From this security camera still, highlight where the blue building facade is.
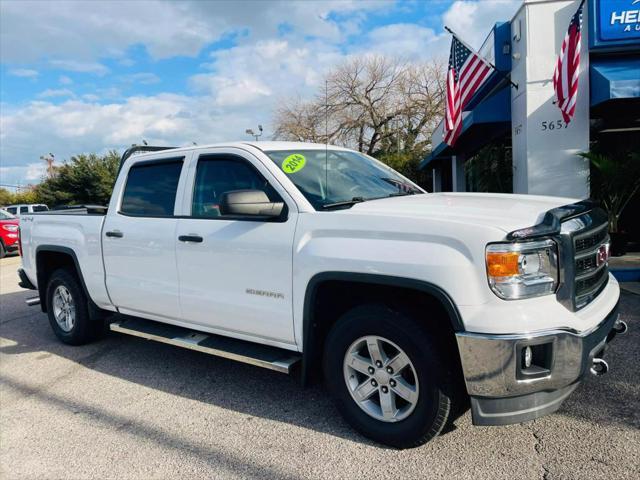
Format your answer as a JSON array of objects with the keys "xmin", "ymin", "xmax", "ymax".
[{"xmin": 422, "ymin": 0, "xmax": 639, "ymax": 199}]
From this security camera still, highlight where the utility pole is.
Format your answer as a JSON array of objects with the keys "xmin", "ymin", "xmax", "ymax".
[{"xmin": 40, "ymin": 153, "xmax": 55, "ymax": 178}]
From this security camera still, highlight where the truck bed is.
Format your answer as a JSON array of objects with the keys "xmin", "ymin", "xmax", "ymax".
[
  {"xmin": 36, "ymin": 205, "xmax": 108, "ymax": 215},
  {"xmin": 20, "ymin": 211, "xmax": 112, "ymax": 310}
]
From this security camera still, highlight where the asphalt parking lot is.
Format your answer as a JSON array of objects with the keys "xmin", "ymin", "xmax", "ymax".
[{"xmin": 1, "ymin": 255, "xmax": 639, "ymax": 479}]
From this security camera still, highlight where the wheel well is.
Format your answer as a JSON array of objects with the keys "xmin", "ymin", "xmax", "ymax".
[
  {"xmin": 302, "ymin": 278, "xmax": 466, "ymax": 395},
  {"xmin": 36, "ymin": 250, "xmax": 80, "ymax": 312}
]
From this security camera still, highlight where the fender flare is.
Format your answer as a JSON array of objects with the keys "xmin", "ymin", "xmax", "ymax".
[
  {"xmin": 35, "ymin": 245, "xmax": 100, "ymax": 316},
  {"xmin": 301, "ymin": 272, "xmax": 464, "ymax": 385}
]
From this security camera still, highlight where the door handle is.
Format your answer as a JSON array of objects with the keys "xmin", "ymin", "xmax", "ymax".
[
  {"xmin": 105, "ymin": 230, "xmax": 123, "ymax": 238},
  {"xmin": 178, "ymin": 235, "xmax": 203, "ymax": 243}
]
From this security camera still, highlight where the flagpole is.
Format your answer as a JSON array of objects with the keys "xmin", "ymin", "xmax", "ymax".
[{"xmin": 444, "ymin": 26, "xmax": 519, "ymax": 90}]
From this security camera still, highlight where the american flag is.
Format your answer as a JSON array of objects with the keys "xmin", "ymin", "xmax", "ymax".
[
  {"xmin": 553, "ymin": 0, "xmax": 584, "ymax": 124},
  {"xmin": 443, "ymin": 36, "xmax": 493, "ymax": 146}
]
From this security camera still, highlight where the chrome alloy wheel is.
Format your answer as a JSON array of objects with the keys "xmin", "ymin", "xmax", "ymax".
[
  {"xmin": 343, "ymin": 335, "xmax": 419, "ymax": 422},
  {"xmin": 52, "ymin": 285, "xmax": 76, "ymax": 332}
]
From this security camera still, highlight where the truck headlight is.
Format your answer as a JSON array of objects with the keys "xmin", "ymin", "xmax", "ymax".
[{"xmin": 486, "ymin": 239, "xmax": 558, "ymax": 300}]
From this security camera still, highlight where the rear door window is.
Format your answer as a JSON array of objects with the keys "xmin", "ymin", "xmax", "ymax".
[
  {"xmin": 121, "ymin": 160, "xmax": 183, "ymax": 216},
  {"xmin": 19, "ymin": 206, "xmax": 28, "ymax": 214}
]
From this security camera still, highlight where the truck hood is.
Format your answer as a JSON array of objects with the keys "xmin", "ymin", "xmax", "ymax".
[{"xmin": 349, "ymin": 192, "xmax": 579, "ymax": 234}]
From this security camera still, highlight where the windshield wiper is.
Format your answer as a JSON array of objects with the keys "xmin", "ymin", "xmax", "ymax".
[
  {"xmin": 380, "ymin": 177, "xmax": 421, "ymax": 195},
  {"xmin": 320, "ymin": 197, "xmax": 366, "ymax": 210},
  {"xmin": 387, "ymin": 191, "xmax": 419, "ymax": 197}
]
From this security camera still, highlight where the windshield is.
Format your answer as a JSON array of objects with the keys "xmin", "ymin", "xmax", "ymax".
[
  {"xmin": 0, "ymin": 209, "xmax": 16, "ymax": 220},
  {"xmin": 264, "ymin": 149, "xmax": 423, "ymax": 210}
]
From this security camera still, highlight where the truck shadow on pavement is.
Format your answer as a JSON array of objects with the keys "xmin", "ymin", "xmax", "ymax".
[{"xmin": 1, "ymin": 288, "xmax": 639, "ymax": 449}]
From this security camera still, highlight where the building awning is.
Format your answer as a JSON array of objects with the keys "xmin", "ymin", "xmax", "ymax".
[
  {"xmin": 590, "ymin": 57, "xmax": 640, "ymax": 107},
  {"xmin": 420, "ymin": 86, "xmax": 511, "ymax": 170}
]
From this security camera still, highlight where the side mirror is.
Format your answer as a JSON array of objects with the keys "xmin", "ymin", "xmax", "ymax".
[{"xmin": 219, "ymin": 190, "xmax": 284, "ymax": 218}]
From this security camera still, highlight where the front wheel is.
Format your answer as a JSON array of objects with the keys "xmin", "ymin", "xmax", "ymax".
[{"xmin": 323, "ymin": 304, "xmax": 452, "ymax": 448}]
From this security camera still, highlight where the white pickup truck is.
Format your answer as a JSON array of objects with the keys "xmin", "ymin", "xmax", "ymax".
[{"xmin": 17, "ymin": 141, "xmax": 626, "ymax": 448}]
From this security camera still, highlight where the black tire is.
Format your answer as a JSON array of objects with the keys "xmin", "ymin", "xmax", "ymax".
[
  {"xmin": 0, "ymin": 241, "xmax": 5, "ymax": 259},
  {"xmin": 46, "ymin": 268, "xmax": 103, "ymax": 345},
  {"xmin": 323, "ymin": 304, "xmax": 452, "ymax": 448}
]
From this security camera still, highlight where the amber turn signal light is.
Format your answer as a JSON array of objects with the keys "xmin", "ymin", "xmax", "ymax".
[{"xmin": 486, "ymin": 251, "xmax": 520, "ymax": 277}]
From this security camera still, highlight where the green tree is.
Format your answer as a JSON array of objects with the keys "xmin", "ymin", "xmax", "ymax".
[
  {"xmin": 0, "ymin": 188, "xmax": 13, "ymax": 206},
  {"xmin": 0, "ymin": 187, "xmax": 40, "ymax": 207},
  {"xmin": 579, "ymin": 150, "xmax": 640, "ymax": 233},
  {"xmin": 35, "ymin": 151, "xmax": 120, "ymax": 207}
]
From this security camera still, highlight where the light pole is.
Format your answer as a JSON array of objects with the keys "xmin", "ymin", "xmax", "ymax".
[{"xmin": 245, "ymin": 125, "xmax": 263, "ymax": 141}]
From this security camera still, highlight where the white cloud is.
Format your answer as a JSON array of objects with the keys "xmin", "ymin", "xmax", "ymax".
[
  {"xmin": 0, "ymin": 94, "xmax": 266, "ymax": 176},
  {"xmin": 363, "ymin": 23, "xmax": 446, "ymax": 60},
  {"xmin": 49, "ymin": 60, "xmax": 109, "ymax": 76},
  {"xmin": 442, "ymin": 0, "xmax": 520, "ymax": 49},
  {"xmin": 0, "ymin": 0, "xmax": 518, "ymax": 187},
  {"xmin": 0, "ymin": 0, "xmax": 386, "ymax": 63},
  {"xmin": 0, "ymin": 163, "xmax": 47, "ymax": 187},
  {"xmin": 38, "ymin": 88, "xmax": 76, "ymax": 99},
  {"xmin": 192, "ymin": 38, "xmax": 343, "ymax": 108},
  {"xmin": 9, "ymin": 68, "xmax": 39, "ymax": 78}
]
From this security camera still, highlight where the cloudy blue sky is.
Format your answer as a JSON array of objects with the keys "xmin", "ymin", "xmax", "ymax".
[{"xmin": 0, "ymin": 0, "xmax": 520, "ymax": 187}]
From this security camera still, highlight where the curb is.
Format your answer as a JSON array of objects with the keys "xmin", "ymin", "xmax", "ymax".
[{"xmin": 610, "ymin": 268, "xmax": 640, "ymax": 283}]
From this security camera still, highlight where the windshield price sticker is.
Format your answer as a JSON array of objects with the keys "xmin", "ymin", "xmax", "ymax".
[{"xmin": 282, "ymin": 154, "xmax": 306, "ymax": 174}]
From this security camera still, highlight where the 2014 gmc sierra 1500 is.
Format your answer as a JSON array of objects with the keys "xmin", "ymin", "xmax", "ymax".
[{"xmin": 17, "ymin": 141, "xmax": 626, "ymax": 448}]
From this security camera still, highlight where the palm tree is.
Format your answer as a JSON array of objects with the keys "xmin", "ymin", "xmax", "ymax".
[{"xmin": 579, "ymin": 151, "xmax": 640, "ymax": 234}]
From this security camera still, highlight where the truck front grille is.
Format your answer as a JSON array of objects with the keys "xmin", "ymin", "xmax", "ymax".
[
  {"xmin": 568, "ymin": 221, "xmax": 610, "ymax": 310},
  {"xmin": 574, "ymin": 227, "xmax": 607, "ymax": 253}
]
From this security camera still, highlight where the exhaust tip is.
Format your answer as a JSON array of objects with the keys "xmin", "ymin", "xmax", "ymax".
[
  {"xmin": 25, "ymin": 297, "xmax": 40, "ymax": 307},
  {"xmin": 613, "ymin": 320, "xmax": 628, "ymax": 335},
  {"xmin": 591, "ymin": 357, "xmax": 609, "ymax": 376}
]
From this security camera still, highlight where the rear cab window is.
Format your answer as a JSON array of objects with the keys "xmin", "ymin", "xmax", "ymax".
[{"xmin": 121, "ymin": 160, "xmax": 183, "ymax": 216}]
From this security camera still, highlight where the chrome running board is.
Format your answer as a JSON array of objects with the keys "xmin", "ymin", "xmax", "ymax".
[{"xmin": 110, "ymin": 317, "xmax": 301, "ymax": 374}]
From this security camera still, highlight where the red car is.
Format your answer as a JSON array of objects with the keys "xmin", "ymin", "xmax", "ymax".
[{"xmin": 0, "ymin": 209, "xmax": 20, "ymax": 258}]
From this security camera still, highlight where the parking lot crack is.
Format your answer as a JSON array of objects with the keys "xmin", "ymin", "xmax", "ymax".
[{"xmin": 527, "ymin": 421, "xmax": 551, "ymax": 479}]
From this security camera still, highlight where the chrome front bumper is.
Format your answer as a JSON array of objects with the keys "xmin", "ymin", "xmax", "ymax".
[{"xmin": 455, "ymin": 302, "xmax": 623, "ymax": 426}]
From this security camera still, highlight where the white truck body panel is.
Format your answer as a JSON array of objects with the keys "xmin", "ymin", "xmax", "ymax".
[
  {"xmin": 174, "ymin": 146, "xmax": 300, "ymax": 345},
  {"xmin": 20, "ymin": 214, "xmax": 113, "ymax": 310},
  {"xmin": 19, "ymin": 141, "xmax": 620, "ymax": 346}
]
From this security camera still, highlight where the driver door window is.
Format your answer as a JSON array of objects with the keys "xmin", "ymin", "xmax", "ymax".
[{"xmin": 192, "ymin": 156, "xmax": 280, "ymax": 218}]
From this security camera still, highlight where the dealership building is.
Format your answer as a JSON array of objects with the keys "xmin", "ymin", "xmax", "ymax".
[{"xmin": 421, "ymin": 0, "xmax": 639, "ymax": 200}]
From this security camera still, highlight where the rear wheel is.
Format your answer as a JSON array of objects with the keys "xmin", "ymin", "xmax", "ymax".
[
  {"xmin": 46, "ymin": 269, "xmax": 103, "ymax": 345},
  {"xmin": 0, "ymin": 241, "xmax": 6, "ymax": 259},
  {"xmin": 323, "ymin": 304, "xmax": 453, "ymax": 448}
]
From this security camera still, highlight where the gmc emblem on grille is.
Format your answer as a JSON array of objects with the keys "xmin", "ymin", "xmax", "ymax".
[{"xmin": 596, "ymin": 244, "xmax": 610, "ymax": 267}]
